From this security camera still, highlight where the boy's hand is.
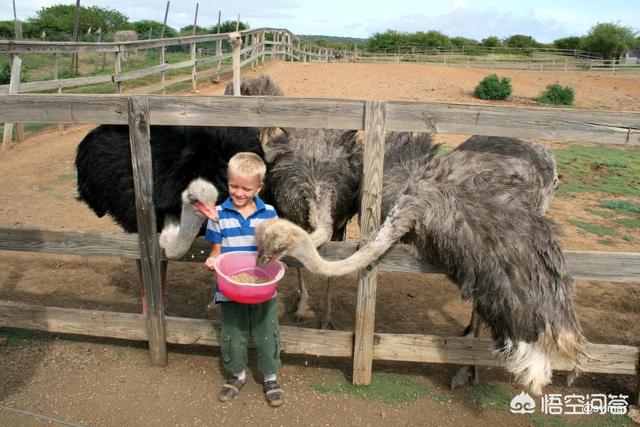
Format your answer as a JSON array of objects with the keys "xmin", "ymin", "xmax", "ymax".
[
  {"xmin": 204, "ymin": 256, "xmax": 217, "ymax": 271},
  {"xmin": 192, "ymin": 201, "xmax": 219, "ymax": 221}
]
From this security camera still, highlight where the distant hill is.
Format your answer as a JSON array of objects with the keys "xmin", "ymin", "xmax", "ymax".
[{"xmin": 297, "ymin": 34, "xmax": 368, "ymax": 46}]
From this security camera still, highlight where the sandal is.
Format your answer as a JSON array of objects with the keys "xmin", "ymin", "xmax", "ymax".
[
  {"xmin": 263, "ymin": 380, "xmax": 284, "ymax": 407},
  {"xmin": 218, "ymin": 376, "xmax": 247, "ymax": 402}
]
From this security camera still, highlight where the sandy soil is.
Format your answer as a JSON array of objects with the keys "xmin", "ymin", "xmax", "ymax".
[{"xmin": 0, "ymin": 62, "xmax": 639, "ymax": 426}]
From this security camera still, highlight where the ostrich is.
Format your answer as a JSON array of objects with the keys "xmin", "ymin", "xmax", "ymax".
[
  {"xmin": 255, "ymin": 136, "xmax": 584, "ymax": 395},
  {"xmin": 75, "ymin": 75, "xmax": 281, "ymax": 313},
  {"xmin": 260, "ymin": 127, "xmax": 364, "ymax": 325}
]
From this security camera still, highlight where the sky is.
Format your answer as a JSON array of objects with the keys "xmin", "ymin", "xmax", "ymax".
[{"xmin": 3, "ymin": 0, "xmax": 639, "ymax": 43}]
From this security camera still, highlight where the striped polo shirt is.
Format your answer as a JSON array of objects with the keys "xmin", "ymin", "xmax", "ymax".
[{"xmin": 205, "ymin": 195, "xmax": 278, "ymax": 302}]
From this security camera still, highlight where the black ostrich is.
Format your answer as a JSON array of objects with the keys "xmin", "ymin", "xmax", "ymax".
[{"xmin": 75, "ymin": 75, "xmax": 281, "ymax": 312}]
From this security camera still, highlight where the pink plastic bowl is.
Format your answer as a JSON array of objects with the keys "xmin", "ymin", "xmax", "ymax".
[{"xmin": 213, "ymin": 251, "xmax": 286, "ymax": 304}]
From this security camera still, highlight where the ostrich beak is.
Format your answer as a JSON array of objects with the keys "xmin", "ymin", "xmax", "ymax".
[
  {"xmin": 191, "ymin": 201, "xmax": 218, "ymax": 221},
  {"xmin": 256, "ymin": 251, "xmax": 276, "ymax": 267}
]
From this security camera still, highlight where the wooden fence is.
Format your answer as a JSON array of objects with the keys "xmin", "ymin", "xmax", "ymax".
[
  {"xmin": 0, "ymin": 28, "xmax": 330, "ymax": 96},
  {"xmin": 1, "ymin": 28, "xmax": 640, "ymax": 401},
  {"xmin": 0, "ymin": 91, "xmax": 639, "ymax": 400}
]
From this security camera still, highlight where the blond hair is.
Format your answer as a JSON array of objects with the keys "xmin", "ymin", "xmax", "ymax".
[{"xmin": 227, "ymin": 152, "xmax": 266, "ymax": 183}]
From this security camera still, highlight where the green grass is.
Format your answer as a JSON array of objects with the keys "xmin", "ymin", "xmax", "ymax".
[
  {"xmin": 58, "ymin": 173, "xmax": 77, "ymax": 181},
  {"xmin": 554, "ymin": 145, "xmax": 640, "ymax": 197},
  {"xmin": 0, "ymin": 330, "xmax": 43, "ymax": 351},
  {"xmin": 586, "ymin": 208, "xmax": 616, "ymax": 219},
  {"xmin": 311, "ymin": 373, "xmax": 431, "ymax": 404},
  {"xmin": 599, "ymin": 199, "xmax": 640, "ymax": 215},
  {"xmin": 469, "ymin": 382, "xmax": 512, "ymax": 410},
  {"xmin": 616, "ymin": 218, "xmax": 640, "ymax": 228},
  {"xmin": 567, "ymin": 219, "xmax": 616, "ymax": 236},
  {"xmin": 530, "ymin": 413, "xmax": 632, "ymax": 427}
]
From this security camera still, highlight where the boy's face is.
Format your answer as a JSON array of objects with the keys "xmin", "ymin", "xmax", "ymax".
[{"xmin": 228, "ymin": 174, "xmax": 263, "ymax": 209}]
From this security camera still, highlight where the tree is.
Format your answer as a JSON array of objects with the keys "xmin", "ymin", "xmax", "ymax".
[
  {"xmin": 481, "ymin": 36, "xmax": 501, "ymax": 47},
  {"xmin": 209, "ymin": 20, "xmax": 249, "ymax": 34},
  {"xmin": 450, "ymin": 36, "xmax": 480, "ymax": 47},
  {"xmin": 132, "ymin": 20, "xmax": 177, "ymax": 39},
  {"xmin": 582, "ymin": 22, "xmax": 638, "ymax": 59},
  {"xmin": 27, "ymin": 4, "xmax": 131, "ymax": 40},
  {"xmin": 553, "ymin": 36, "xmax": 583, "ymax": 51},
  {"xmin": 504, "ymin": 34, "xmax": 538, "ymax": 48},
  {"xmin": 412, "ymin": 30, "xmax": 450, "ymax": 48},
  {"xmin": 367, "ymin": 29, "xmax": 406, "ymax": 51},
  {"xmin": 178, "ymin": 24, "xmax": 209, "ymax": 36}
]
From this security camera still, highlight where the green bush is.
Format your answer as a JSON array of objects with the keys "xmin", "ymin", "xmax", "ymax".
[
  {"xmin": 474, "ymin": 74, "xmax": 512, "ymax": 100},
  {"xmin": 0, "ymin": 62, "xmax": 30, "ymax": 85},
  {"xmin": 535, "ymin": 83, "xmax": 574, "ymax": 105}
]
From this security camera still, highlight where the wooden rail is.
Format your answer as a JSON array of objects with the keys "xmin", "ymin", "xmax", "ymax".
[
  {"xmin": 1, "ymin": 229, "xmax": 638, "ymax": 283},
  {"xmin": 1, "ymin": 301, "xmax": 636, "ymax": 376},
  {"xmin": 0, "ymin": 95, "xmax": 638, "ymax": 145}
]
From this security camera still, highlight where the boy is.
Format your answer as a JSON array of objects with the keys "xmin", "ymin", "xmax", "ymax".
[{"xmin": 203, "ymin": 152, "xmax": 283, "ymax": 407}]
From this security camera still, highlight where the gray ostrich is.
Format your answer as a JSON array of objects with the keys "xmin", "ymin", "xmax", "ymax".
[
  {"xmin": 261, "ymin": 128, "xmax": 364, "ymax": 326},
  {"xmin": 255, "ymin": 136, "xmax": 584, "ymax": 395}
]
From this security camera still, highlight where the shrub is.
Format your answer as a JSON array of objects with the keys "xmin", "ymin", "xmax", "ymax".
[
  {"xmin": 474, "ymin": 74, "xmax": 512, "ymax": 100},
  {"xmin": 0, "ymin": 62, "xmax": 30, "ymax": 85},
  {"xmin": 535, "ymin": 83, "xmax": 574, "ymax": 105}
]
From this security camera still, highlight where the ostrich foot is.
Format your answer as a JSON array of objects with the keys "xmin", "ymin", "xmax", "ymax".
[
  {"xmin": 320, "ymin": 311, "xmax": 337, "ymax": 330},
  {"xmin": 294, "ymin": 299, "xmax": 316, "ymax": 320},
  {"xmin": 450, "ymin": 365, "xmax": 480, "ymax": 390},
  {"xmin": 450, "ymin": 308, "xmax": 483, "ymax": 389}
]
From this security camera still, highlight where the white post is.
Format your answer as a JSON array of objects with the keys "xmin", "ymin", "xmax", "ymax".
[
  {"xmin": 229, "ymin": 32, "xmax": 242, "ymax": 96},
  {"xmin": 2, "ymin": 55, "xmax": 21, "ymax": 153}
]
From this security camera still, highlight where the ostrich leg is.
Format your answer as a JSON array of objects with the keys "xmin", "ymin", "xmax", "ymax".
[
  {"xmin": 294, "ymin": 267, "xmax": 315, "ymax": 320},
  {"xmin": 136, "ymin": 259, "xmax": 169, "ymax": 314},
  {"xmin": 320, "ymin": 277, "xmax": 337, "ymax": 330},
  {"xmin": 450, "ymin": 307, "xmax": 483, "ymax": 389}
]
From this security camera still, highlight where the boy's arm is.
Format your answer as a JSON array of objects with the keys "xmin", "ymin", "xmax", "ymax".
[{"xmin": 205, "ymin": 243, "xmax": 221, "ymax": 271}]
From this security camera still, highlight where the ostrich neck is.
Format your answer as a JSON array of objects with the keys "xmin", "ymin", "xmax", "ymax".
[{"xmin": 288, "ymin": 201, "xmax": 414, "ymax": 276}]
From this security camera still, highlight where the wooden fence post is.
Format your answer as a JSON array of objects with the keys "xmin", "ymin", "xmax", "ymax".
[
  {"xmin": 115, "ymin": 50, "xmax": 123, "ymax": 94},
  {"xmin": 353, "ymin": 100, "xmax": 386, "ymax": 385},
  {"xmin": 190, "ymin": 3, "xmax": 199, "ymax": 92},
  {"xmin": 127, "ymin": 96, "xmax": 167, "ymax": 366},
  {"xmin": 160, "ymin": 1, "xmax": 170, "ymax": 94},
  {"xmin": 2, "ymin": 55, "xmax": 21, "ymax": 153},
  {"xmin": 229, "ymin": 32, "xmax": 242, "ymax": 95},
  {"xmin": 52, "ymin": 53, "xmax": 65, "ymax": 134}
]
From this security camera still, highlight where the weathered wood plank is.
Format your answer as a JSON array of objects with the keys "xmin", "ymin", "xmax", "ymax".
[
  {"xmin": 127, "ymin": 97, "xmax": 166, "ymax": 366},
  {"xmin": 0, "ymin": 229, "xmax": 638, "ymax": 283},
  {"xmin": 386, "ymin": 101, "xmax": 640, "ymax": 145},
  {"xmin": 0, "ymin": 301, "xmax": 353, "ymax": 358},
  {"xmin": 0, "ymin": 301, "xmax": 635, "ymax": 375},
  {"xmin": 373, "ymin": 333, "xmax": 638, "ymax": 375},
  {"xmin": 0, "ymin": 95, "xmax": 638, "ymax": 145},
  {"xmin": 0, "ymin": 74, "xmax": 113, "ymax": 94},
  {"xmin": 353, "ymin": 100, "xmax": 386, "ymax": 385},
  {"xmin": 2, "ymin": 55, "xmax": 21, "ymax": 153}
]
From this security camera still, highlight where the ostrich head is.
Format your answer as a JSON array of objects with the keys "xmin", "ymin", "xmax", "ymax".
[
  {"xmin": 255, "ymin": 218, "xmax": 310, "ymax": 266},
  {"xmin": 262, "ymin": 128, "xmax": 363, "ymax": 243}
]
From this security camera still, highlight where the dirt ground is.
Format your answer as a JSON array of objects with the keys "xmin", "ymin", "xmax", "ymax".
[{"xmin": 1, "ymin": 62, "xmax": 639, "ymax": 426}]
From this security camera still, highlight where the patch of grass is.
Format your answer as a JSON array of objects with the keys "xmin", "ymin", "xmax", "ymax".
[
  {"xmin": 622, "ymin": 234, "xmax": 634, "ymax": 242},
  {"xmin": 432, "ymin": 393, "xmax": 452, "ymax": 404},
  {"xmin": 534, "ymin": 83, "xmax": 575, "ymax": 106},
  {"xmin": 617, "ymin": 218, "xmax": 640, "ymax": 228},
  {"xmin": 586, "ymin": 208, "xmax": 616, "ymax": 219},
  {"xmin": 469, "ymin": 382, "xmax": 512, "ymax": 410},
  {"xmin": 311, "ymin": 373, "xmax": 431, "ymax": 404},
  {"xmin": 597, "ymin": 239, "xmax": 615, "ymax": 245},
  {"xmin": 600, "ymin": 199, "xmax": 640, "ymax": 215},
  {"xmin": 530, "ymin": 413, "xmax": 634, "ymax": 427},
  {"xmin": 58, "ymin": 173, "xmax": 78, "ymax": 181},
  {"xmin": 554, "ymin": 145, "xmax": 640, "ymax": 197},
  {"xmin": 0, "ymin": 330, "xmax": 42, "ymax": 350},
  {"xmin": 568, "ymin": 219, "xmax": 616, "ymax": 236}
]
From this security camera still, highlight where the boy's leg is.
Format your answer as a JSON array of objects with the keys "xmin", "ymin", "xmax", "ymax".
[
  {"xmin": 250, "ymin": 298, "xmax": 284, "ymax": 407},
  {"xmin": 250, "ymin": 298, "xmax": 281, "ymax": 375},
  {"xmin": 220, "ymin": 301, "xmax": 250, "ymax": 373}
]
